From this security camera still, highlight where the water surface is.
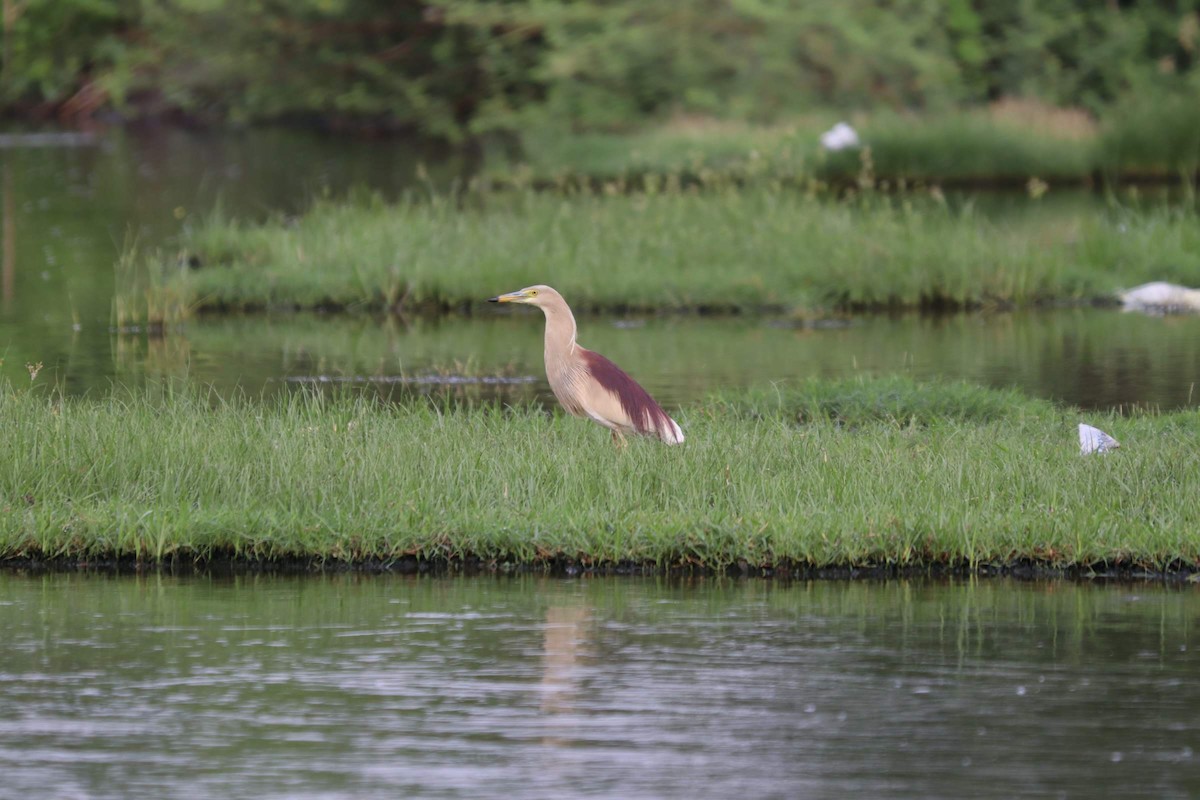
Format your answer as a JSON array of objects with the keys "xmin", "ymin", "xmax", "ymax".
[
  {"xmin": 1, "ymin": 573, "xmax": 1197, "ymax": 799},
  {"xmin": 107, "ymin": 309, "xmax": 1200, "ymax": 410},
  {"xmin": 1, "ymin": 128, "xmax": 1197, "ymax": 410}
]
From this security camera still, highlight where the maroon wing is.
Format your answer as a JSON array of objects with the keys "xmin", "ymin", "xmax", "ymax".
[{"xmin": 580, "ymin": 348, "xmax": 677, "ymax": 438}]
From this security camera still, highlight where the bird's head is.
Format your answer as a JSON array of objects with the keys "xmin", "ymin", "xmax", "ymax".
[{"xmin": 487, "ymin": 284, "xmax": 560, "ymax": 308}]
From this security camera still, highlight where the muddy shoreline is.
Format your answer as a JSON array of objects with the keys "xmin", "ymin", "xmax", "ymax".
[{"xmin": 3, "ymin": 553, "xmax": 1196, "ymax": 583}]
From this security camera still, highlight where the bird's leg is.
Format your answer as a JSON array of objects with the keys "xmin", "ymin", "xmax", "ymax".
[{"xmin": 611, "ymin": 428, "xmax": 628, "ymax": 449}]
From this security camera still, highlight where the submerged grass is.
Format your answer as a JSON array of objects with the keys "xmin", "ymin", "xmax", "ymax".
[
  {"xmin": 2, "ymin": 379, "xmax": 1198, "ymax": 571},
  {"xmin": 144, "ymin": 190, "xmax": 1200, "ymax": 320}
]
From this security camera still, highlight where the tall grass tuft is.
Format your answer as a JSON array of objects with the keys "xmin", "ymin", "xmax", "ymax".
[{"xmin": 112, "ymin": 235, "xmax": 190, "ymax": 332}]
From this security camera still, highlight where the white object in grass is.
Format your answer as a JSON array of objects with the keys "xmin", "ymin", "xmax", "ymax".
[
  {"xmin": 820, "ymin": 122, "xmax": 860, "ymax": 152},
  {"xmin": 1119, "ymin": 282, "xmax": 1200, "ymax": 314},
  {"xmin": 1079, "ymin": 423, "xmax": 1119, "ymax": 455}
]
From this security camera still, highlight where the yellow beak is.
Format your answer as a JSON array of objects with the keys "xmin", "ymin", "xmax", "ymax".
[{"xmin": 488, "ymin": 290, "xmax": 528, "ymax": 303}]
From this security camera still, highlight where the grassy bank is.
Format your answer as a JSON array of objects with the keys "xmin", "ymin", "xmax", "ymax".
[
  {"xmin": 3, "ymin": 379, "xmax": 1198, "ymax": 571},
  {"xmin": 494, "ymin": 101, "xmax": 1200, "ymax": 186},
  {"xmin": 500, "ymin": 106, "xmax": 1097, "ymax": 186},
  {"xmin": 133, "ymin": 189, "xmax": 1200, "ymax": 321}
]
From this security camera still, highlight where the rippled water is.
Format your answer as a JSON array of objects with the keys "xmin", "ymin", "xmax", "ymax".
[
  {"xmin": 1, "ymin": 574, "xmax": 1198, "ymax": 799},
  {"xmin": 1, "ymin": 128, "xmax": 1198, "ymax": 410}
]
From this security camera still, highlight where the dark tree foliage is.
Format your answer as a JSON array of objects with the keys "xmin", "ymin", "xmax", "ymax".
[
  {"xmin": 127, "ymin": 0, "xmax": 542, "ymax": 138},
  {"xmin": 0, "ymin": 0, "xmax": 138, "ymax": 119},
  {"xmin": 1, "ymin": 0, "xmax": 1197, "ymax": 136}
]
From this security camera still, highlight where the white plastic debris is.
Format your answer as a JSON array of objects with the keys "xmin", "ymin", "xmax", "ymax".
[
  {"xmin": 819, "ymin": 122, "xmax": 860, "ymax": 152},
  {"xmin": 1079, "ymin": 423, "xmax": 1120, "ymax": 455},
  {"xmin": 1119, "ymin": 282, "xmax": 1200, "ymax": 314}
]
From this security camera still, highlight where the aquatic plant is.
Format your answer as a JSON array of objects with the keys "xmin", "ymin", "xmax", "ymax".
[{"xmin": 112, "ymin": 236, "xmax": 191, "ymax": 331}]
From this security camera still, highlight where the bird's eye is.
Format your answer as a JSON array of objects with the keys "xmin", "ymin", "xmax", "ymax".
[{"xmin": 529, "ymin": 290, "xmax": 539, "ymax": 296}]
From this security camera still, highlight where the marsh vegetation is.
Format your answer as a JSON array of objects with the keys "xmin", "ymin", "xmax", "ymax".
[
  {"xmin": 3, "ymin": 379, "xmax": 1197, "ymax": 570},
  {"xmin": 125, "ymin": 188, "xmax": 1200, "ymax": 323}
]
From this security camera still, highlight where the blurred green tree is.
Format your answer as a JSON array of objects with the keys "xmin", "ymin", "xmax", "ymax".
[
  {"xmin": 1, "ymin": 0, "xmax": 136, "ymax": 119},
  {"xmin": 1, "ymin": 0, "xmax": 1197, "ymax": 136},
  {"xmin": 124, "ymin": 0, "xmax": 541, "ymax": 139}
]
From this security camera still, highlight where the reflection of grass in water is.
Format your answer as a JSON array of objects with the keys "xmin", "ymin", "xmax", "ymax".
[
  {"xmin": 104, "ymin": 310, "xmax": 1200, "ymax": 412},
  {"xmin": 112, "ymin": 333, "xmax": 193, "ymax": 383},
  {"xmin": 112, "ymin": 315, "xmax": 534, "ymax": 381},
  {"xmin": 14, "ymin": 576, "xmax": 1198, "ymax": 704},
  {"xmin": 130, "ymin": 189, "xmax": 1200, "ymax": 320},
  {"xmin": 2, "ymin": 378, "xmax": 1197, "ymax": 570},
  {"xmin": 112, "ymin": 321, "xmax": 538, "ymax": 404}
]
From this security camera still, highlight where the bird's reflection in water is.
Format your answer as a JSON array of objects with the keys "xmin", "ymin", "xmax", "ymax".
[{"xmin": 539, "ymin": 598, "xmax": 591, "ymax": 747}]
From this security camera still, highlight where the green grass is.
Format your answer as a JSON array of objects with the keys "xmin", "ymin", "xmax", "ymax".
[
  {"xmin": 1099, "ymin": 90, "xmax": 1200, "ymax": 180},
  {"xmin": 494, "ymin": 105, "xmax": 1098, "ymax": 186},
  {"xmin": 822, "ymin": 112, "xmax": 1093, "ymax": 184},
  {"xmin": 495, "ymin": 119, "xmax": 818, "ymax": 183},
  {"xmin": 142, "ymin": 189, "xmax": 1200, "ymax": 319},
  {"xmin": 501, "ymin": 102, "xmax": 1199, "ymax": 187},
  {"xmin": 2, "ymin": 378, "xmax": 1198, "ymax": 571}
]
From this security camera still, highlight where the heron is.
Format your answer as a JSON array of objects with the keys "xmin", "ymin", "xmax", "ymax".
[{"xmin": 488, "ymin": 285, "xmax": 684, "ymax": 445}]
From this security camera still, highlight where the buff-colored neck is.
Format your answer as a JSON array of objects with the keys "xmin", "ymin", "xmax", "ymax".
[{"xmin": 540, "ymin": 295, "xmax": 578, "ymax": 373}]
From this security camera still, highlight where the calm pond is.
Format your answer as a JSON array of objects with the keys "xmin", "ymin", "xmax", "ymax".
[
  {"xmin": 3, "ymin": 128, "xmax": 1200, "ymax": 797},
  {"xmin": 2, "ymin": 128, "xmax": 1198, "ymax": 410},
  {"xmin": 1, "ymin": 573, "xmax": 1198, "ymax": 799}
]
